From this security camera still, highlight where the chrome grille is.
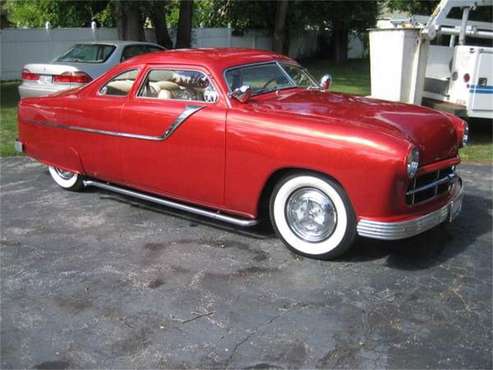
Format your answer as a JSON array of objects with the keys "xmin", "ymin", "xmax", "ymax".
[{"xmin": 406, "ymin": 166, "xmax": 457, "ymax": 205}]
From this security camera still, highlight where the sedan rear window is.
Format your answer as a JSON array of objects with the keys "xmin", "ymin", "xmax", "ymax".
[{"xmin": 56, "ymin": 44, "xmax": 116, "ymax": 63}]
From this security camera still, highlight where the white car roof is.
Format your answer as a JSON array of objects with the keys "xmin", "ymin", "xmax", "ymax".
[{"xmin": 72, "ymin": 41, "xmax": 164, "ymax": 48}]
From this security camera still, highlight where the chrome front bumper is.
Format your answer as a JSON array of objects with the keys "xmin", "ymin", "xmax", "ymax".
[{"xmin": 357, "ymin": 180, "xmax": 463, "ymax": 240}]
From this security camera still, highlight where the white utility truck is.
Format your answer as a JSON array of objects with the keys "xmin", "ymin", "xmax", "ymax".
[{"xmin": 370, "ymin": 0, "xmax": 493, "ymax": 120}]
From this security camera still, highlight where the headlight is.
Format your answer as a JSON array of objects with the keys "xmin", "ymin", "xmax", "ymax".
[
  {"xmin": 462, "ymin": 121, "xmax": 469, "ymax": 146},
  {"xmin": 406, "ymin": 147, "xmax": 420, "ymax": 178}
]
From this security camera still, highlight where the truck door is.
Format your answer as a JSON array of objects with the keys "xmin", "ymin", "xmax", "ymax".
[{"xmin": 470, "ymin": 50, "xmax": 493, "ymax": 118}]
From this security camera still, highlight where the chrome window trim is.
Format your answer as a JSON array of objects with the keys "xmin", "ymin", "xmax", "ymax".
[
  {"xmin": 25, "ymin": 105, "xmax": 205, "ymax": 141},
  {"xmin": 278, "ymin": 62, "xmax": 319, "ymax": 87},
  {"xmin": 135, "ymin": 67, "xmax": 220, "ymax": 104},
  {"xmin": 276, "ymin": 61, "xmax": 297, "ymax": 86}
]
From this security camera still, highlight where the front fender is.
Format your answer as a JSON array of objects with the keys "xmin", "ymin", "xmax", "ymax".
[{"xmin": 224, "ymin": 110, "xmax": 410, "ymax": 219}]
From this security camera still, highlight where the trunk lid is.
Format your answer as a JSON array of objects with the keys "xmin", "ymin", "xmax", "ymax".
[
  {"xmin": 23, "ymin": 63, "xmax": 102, "ymax": 81},
  {"xmin": 23, "ymin": 63, "xmax": 80, "ymax": 77}
]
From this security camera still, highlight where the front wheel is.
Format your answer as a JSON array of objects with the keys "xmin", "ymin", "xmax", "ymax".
[
  {"xmin": 48, "ymin": 166, "xmax": 84, "ymax": 191},
  {"xmin": 270, "ymin": 173, "xmax": 356, "ymax": 260}
]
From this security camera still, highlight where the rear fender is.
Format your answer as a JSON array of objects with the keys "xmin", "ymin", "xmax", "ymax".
[{"xmin": 27, "ymin": 143, "xmax": 85, "ymax": 175}]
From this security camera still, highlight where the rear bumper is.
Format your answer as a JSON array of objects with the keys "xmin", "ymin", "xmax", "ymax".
[
  {"xmin": 357, "ymin": 179, "xmax": 463, "ymax": 240},
  {"xmin": 18, "ymin": 82, "xmax": 78, "ymax": 98}
]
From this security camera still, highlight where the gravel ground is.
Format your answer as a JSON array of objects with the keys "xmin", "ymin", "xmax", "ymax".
[{"xmin": 1, "ymin": 157, "xmax": 492, "ymax": 369}]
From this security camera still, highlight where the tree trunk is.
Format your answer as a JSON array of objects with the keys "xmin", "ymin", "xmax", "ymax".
[
  {"xmin": 272, "ymin": 0, "xmax": 289, "ymax": 54},
  {"xmin": 332, "ymin": 19, "xmax": 348, "ymax": 64},
  {"xmin": 176, "ymin": 0, "xmax": 193, "ymax": 48},
  {"xmin": 115, "ymin": 1, "xmax": 127, "ymax": 40},
  {"xmin": 126, "ymin": 2, "xmax": 145, "ymax": 41},
  {"xmin": 114, "ymin": 1, "xmax": 145, "ymax": 41},
  {"xmin": 150, "ymin": 3, "xmax": 173, "ymax": 48}
]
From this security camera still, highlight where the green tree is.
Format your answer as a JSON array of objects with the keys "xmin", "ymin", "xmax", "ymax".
[
  {"xmin": 385, "ymin": 0, "xmax": 440, "ymax": 15},
  {"xmin": 1, "ymin": 0, "xmax": 11, "ymax": 28},
  {"xmin": 5, "ymin": 0, "xmax": 112, "ymax": 27},
  {"xmin": 200, "ymin": 0, "xmax": 377, "ymax": 62},
  {"xmin": 146, "ymin": 1, "xmax": 174, "ymax": 49}
]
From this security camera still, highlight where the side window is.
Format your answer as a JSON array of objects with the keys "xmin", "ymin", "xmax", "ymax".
[
  {"xmin": 121, "ymin": 45, "xmax": 157, "ymax": 62},
  {"xmin": 99, "ymin": 69, "xmax": 139, "ymax": 96},
  {"xmin": 146, "ymin": 46, "xmax": 164, "ymax": 53},
  {"xmin": 137, "ymin": 69, "xmax": 218, "ymax": 103}
]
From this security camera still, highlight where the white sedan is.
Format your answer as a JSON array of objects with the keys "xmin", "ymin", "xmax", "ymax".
[{"xmin": 19, "ymin": 41, "xmax": 165, "ymax": 98}]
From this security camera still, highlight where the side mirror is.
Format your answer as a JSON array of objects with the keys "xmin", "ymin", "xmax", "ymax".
[
  {"xmin": 320, "ymin": 74, "xmax": 332, "ymax": 91},
  {"xmin": 230, "ymin": 85, "xmax": 252, "ymax": 103}
]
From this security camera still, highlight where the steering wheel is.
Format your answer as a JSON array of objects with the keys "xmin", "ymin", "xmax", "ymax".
[{"xmin": 261, "ymin": 78, "xmax": 278, "ymax": 90}]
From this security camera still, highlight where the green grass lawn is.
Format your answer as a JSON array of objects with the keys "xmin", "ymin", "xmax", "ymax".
[
  {"xmin": 459, "ymin": 120, "xmax": 493, "ymax": 162},
  {"xmin": 1, "ymin": 60, "xmax": 491, "ymax": 160},
  {"xmin": 0, "ymin": 81, "xmax": 21, "ymax": 157},
  {"xmin": 304, "ymin": 58, "xmax": 371, "ymax": 96}
]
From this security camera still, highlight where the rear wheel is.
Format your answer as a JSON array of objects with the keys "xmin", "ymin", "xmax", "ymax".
[
  {"xmin": 48, "ymin": 166, "xmax": 83, "ymax": 191},
  {"xmin": 269, "ymin": 172, "xmax": 356, "ymax": 259}
]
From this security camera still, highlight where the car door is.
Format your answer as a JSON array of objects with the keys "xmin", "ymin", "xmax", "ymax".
[
  {"xmin": 70, "ymin": 68, "xmax": 140, "ymax": 182},
  {"xmin": 119, "ymin": 66, "xmax": 226, "ymax": 208}
]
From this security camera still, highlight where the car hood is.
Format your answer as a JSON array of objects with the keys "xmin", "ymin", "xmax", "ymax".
[{"xmin": 250, "ymin": 89, "xmax": 459, "ymax": 164}]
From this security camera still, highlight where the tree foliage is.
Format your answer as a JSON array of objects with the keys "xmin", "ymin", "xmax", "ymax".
[
  {"xmin": 5, "ymin": 0, "xmax": 112, "ymax": 27},
  {"xmin": 200, "ymin": 0, "xmax": 377, "ymax": 61},
  {"xmin": 3, "ymin": 0, "xmax": 381, "ymax": 59},
  {"xmin": 385, "ymin": 0, "xmax": 440, "ymax": 15}
]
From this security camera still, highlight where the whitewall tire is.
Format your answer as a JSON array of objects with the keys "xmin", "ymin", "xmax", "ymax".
[
  {"xmin": 270, "ymin": 173, "xmax": 356, "ymax": 259},
  {"xmin": 48, "ymin": 166, "xmax": 83, "ymax": 191}
]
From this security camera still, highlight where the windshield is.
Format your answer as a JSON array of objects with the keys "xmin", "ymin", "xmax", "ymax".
[
  {"xmin": 56, "ymin": 44, "xmax": 116, "ymax": 63},
  {"xmin": 225, "ymin": 62, "xmax": 318, "ymax": 95}
]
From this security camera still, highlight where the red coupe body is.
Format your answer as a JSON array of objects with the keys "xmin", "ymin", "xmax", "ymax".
[{"xmin": 17, "ymin": 48, "xmax": 466, "ymax": 255}]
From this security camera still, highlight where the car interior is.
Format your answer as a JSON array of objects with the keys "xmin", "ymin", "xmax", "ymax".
[
  {"xmin": 100, "ymin": 69, "xmax": 218, "ymax": 103},
  {"xmin": 100, "ymin": 69, "xmax": 138, "ymax": 96},
  {"xmin": 138, "ymin": 70, "xmax": 217, "ymax": 102}
]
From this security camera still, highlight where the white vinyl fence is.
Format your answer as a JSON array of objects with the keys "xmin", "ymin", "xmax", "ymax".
[{"xmin": 0, "ymin": 26, "xmax": 365, "ymax": 80}]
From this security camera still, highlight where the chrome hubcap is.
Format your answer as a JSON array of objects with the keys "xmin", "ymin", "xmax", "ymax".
[
  {"xmin": 285, "ymin": 187, "xmax": 337, "ymax": 242},
  {"xmin": 54, "ymin": 167, "xmax": 75, "ymax": 180}
]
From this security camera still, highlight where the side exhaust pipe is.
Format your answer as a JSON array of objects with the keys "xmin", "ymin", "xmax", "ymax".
[{"xmin": 83, "ymin": 180, "xmax": 258, "ymax": 227}]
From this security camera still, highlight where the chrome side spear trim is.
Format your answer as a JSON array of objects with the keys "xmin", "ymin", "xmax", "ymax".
[{"xmin": 26, "ymin": 105, "xmax": 205, "ymax": 141}]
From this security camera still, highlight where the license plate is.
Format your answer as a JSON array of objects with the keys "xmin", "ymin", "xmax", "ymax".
[
  {"xmin": 39, "ymin": 75, "xmax": 52, "ymax": 84},
  {"xmin": 448, "ymin": 194, "xmax": 463, "ymax": 222}
]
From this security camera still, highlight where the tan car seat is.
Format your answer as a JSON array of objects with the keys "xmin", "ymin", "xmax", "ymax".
[
  {"xmin": 155, "ymin": 81, "xmax": 180, "ymax": 100},
  {"xmin": 105, "ymin": 80, "xmax": 134, "ymax": 95}
]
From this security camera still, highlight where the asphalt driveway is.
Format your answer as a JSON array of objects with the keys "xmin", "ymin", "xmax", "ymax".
[{"xmin": 1, "ymin": 157, "xmax": 492, "ymax": 369}]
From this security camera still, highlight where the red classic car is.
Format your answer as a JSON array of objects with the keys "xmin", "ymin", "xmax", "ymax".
[{"xmin": 16, "ymin": 48, "xmax": 467, "ymax": 259}]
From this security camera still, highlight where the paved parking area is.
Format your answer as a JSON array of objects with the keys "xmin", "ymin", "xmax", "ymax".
[{"xmin": 1, "ymin": 157, "xmax": 492, "ymax": 369}]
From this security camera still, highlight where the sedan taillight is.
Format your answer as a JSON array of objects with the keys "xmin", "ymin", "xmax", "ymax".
[
  {"xmin": 53, "ymin": 71, "xmax": 92, "ymax": 84},
  {"xmin": 21, "ymin": 68, "xmax": 39, "ymax": 81}
]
